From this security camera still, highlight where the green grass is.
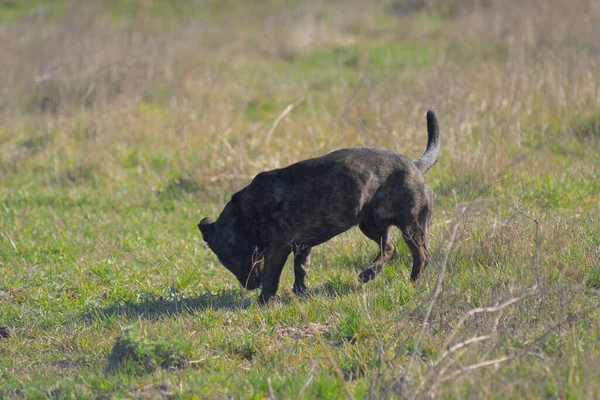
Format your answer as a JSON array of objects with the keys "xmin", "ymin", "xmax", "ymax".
[
  {"xmin": 1, "ymin": 0, "xmax": 600, "ymax": 398},
  {"xmin": 0, "ymin": 0, "xmax": 67, "ymax": 22}
]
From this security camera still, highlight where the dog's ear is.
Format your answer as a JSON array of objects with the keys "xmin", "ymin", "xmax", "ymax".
[{"xmin": 198, "ymin": 217, "xmax": 215, "ymax": 242}]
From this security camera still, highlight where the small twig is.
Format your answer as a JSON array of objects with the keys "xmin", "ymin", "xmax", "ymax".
[
  {"xmin": 443, "ymin": 287, "xmax": 538, "ymax": 349},
  {"xmin": 208, "ymin": 174, "xmax": 254, "ymax": 183},
  {"xmin": 265, "ymin": 104, "xmax": 293, "ymax": 143},
  {"xmin": 416, "ymin": 335, "xmax": 493, "ymax": 394},
  {"xmin": 439, "ymin": 355, "xmax": 514, "ymax": 383},
  {"xmin": 446, "ymin": 335, "xmax": 493, "ymax": 354},
  {"xmin": 265, "ymin": 97, "xmax": 304, "ymax": 143},
  {"xmin": 221, "ymin": 137, "xmax": 239, "ymax": 157},
  {"xmin": 188, "ymin": 355, "xmax": 220, "ymax": 364},
  {"xmin": 267, "ymin": 377, "xmax": 277, "ymax": 400},
  {"xmin": 299, "ymin": 361, "xmax": 317, "ymax": 395},
  {"xmin": 1, "ymin": 232, "xmax": 18, "ymax": 252}
]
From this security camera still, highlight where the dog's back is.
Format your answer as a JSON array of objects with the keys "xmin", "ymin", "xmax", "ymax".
[{"xmin": 239, "ymin": 148, "xmax": 415, "ymax": 242}]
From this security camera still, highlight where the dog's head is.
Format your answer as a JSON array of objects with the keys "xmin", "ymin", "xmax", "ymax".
[{"xmin": 198, "ymin": 200, "xmax": 263, "ymax": 290}]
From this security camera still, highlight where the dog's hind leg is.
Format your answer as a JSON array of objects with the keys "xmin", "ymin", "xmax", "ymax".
[
  {"xmin": 293, "ymin": 246, "xmax": 311, "ymax": 294},
  {"xmin": 357, "ymin": 222, "xmax": 398, "ymax": 283},
  {"xmin": 401, "ymin": 217, "xmax": 429, "ymax": 282}
]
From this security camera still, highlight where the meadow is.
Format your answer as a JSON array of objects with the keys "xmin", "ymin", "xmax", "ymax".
[{"xmin": 0, "ymin": 0, "xmax": 599, "ymax": 398}]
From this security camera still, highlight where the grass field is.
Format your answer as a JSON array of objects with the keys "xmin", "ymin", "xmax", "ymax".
[{"xmin": 1, "ymin": 0, "xmax": 599, "ymax": 398}]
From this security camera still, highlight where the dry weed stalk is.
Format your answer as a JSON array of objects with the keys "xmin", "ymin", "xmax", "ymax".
[
  {"xmin": 407, "ymin": 279, "xmax": 600, "ymax": 399},
  {"xmin": 395, "ymin": 198, "xmax": 597, "ymax": 399},
  {"xmin": 396, "ymin": 203, "xmax": 470, "ymax": 396},
  {"xmin": 414, "ymin": 287, "xmax": 539, "ymax": 398},
  {"xmin": 424, "ymin": 291, "xmax": 600, "ymax": 398}
]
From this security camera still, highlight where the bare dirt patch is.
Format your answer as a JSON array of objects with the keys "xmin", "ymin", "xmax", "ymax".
[{"xmin": 277, "ymin": 323, "xmax": 331, "ymax": 340}]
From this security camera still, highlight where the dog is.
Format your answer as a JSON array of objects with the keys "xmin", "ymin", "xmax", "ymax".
[{"xmin": 199, "ymin": 109, "xmax": 439, "ymax": 304}]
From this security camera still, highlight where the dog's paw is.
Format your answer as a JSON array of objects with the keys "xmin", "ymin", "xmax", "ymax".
[
  {"xmin": 293, "ymin": 283, "xmax": 308, "ymax": 295},
  {"xmin": 257, "ymin": 292, "xmax": 274, "ymax": 305},
  {"xmin": 358, "ymin": 268, "xmax": 377, "ymax": 283}
]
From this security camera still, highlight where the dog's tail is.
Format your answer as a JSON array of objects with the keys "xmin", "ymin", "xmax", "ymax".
[{"xmin": 413, "ymin": 108, "xmax": 440, "ymax": 174}]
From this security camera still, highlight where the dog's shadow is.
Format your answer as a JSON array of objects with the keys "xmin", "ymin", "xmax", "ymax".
[
  {"xmin": 83, "ymin": 280, "xmax": 368, "ymax": 323},
  {"xmin": 82, "ymin": 289, "xmax": 252, "ymax": 323},
  {"xmin": 83, "ymin": 269, "xmax": 380, "ymax": 323}
]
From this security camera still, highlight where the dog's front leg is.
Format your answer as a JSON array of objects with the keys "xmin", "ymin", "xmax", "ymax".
[{"xmin": 258, "ymin": 245, "xmax": 291, "ymax": 304}]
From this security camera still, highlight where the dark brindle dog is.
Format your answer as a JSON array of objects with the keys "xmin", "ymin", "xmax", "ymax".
[{"xmin": 199, "ymin": 109, "xmax": 440, "ymax": 304}]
